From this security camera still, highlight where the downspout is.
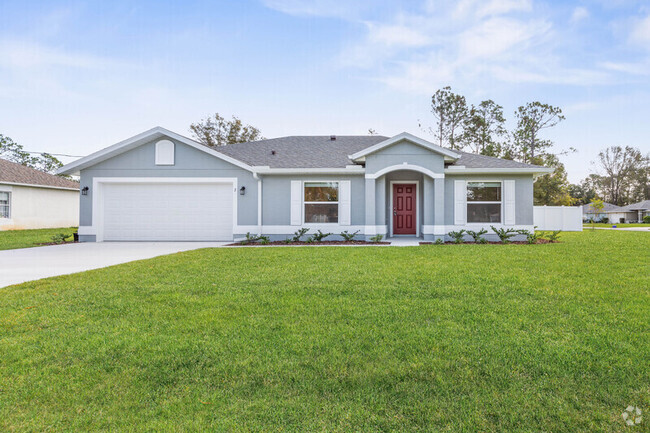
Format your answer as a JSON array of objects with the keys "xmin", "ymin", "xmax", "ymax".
[{"xmin": 253, "ymin": 172, "xmax": 262, "ymax": 235}]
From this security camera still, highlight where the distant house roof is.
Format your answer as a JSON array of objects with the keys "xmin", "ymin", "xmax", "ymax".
[
  {"xmin": 582, "ymin": 202, "xmax": 623, "ymax": 214},
  {"xmin": 616, "ymin": 200, "xmax": 650, "ymax": 212},
  {"xmin": 0, "ymin": 158, "xmax": 79, "ymax": 190},
  {"xmin": 216, "ymin": 135, "xmax": 547, "ymax": 170}
]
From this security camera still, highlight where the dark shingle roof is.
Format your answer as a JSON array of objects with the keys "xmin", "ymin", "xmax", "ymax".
[
  {"xmin": 0, "ymin": 158, "xmax": 79, "ymax": 189},
  {"xmin": 215, "ymin": 135, "xmax": 546, "ymax": 169},
  {"xmin": 617, "ymin": 200, "xmax": 650, "ymax": 211},
  {"xmin": 216, "ymin": 136, "xmax": 388, "ymax": 168},
  {"xmin": 582, "ymin": 202, "xmax": 623, "ymax": 214}
]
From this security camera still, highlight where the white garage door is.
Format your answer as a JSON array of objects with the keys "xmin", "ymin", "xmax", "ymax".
[{"xmin": 101, "ymin": 182, "xmax": 233, "ymax": 241}]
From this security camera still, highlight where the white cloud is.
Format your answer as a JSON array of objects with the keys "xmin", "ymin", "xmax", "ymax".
[
  {"xmin": 261, "ymin": 0, "xmax": 373, "ymax": 19},
  {"xmin": 365, "ymin": 22, "xmax": 431, "ymax": 47},
  {"xmin": 0, "ymin": 40, "xmax": 121, "ymax": 70},
  {"xmin": 570, "ymin": 7, "xmax": 589, "ymax": 23},
  {"xmin": 630, "ymin": 14, "xmax": 650, "ymax": 45}
]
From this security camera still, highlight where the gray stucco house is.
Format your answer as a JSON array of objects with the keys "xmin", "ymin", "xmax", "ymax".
[{"xmin": 58, "ymin": 127, "xmax": 552, "ymax": 242}]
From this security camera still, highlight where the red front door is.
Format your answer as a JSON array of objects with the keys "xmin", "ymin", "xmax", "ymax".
[{"xmin": 393, "ymin": 183, "xmax": 416, "ymax": 235}]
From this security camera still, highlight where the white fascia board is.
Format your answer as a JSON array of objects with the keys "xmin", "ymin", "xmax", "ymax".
[
  {"xmin": 252, "ymin": 167, "xmax": 366, "ymax": 175},
  {"xmin": 348, "ymin": 132, "xmax": 461, "ymax": 161},
  {"xmin": 0, "ymin": 181, "xmax": 79, "ymax": 191},
  {"xmin": 57, "ymin": 126, "xmax": 255, "ymax": 175},
  {"xmin": 444, "ymin": 167, "xmax": 553, "ymax": 175}
]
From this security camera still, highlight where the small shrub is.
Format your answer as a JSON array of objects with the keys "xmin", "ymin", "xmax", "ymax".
[
  {"xmin": 466, "ymin": 229, "xmax": 487, "ymax": 244},
  {"xmin": 340, "ymin": 230, "xmax": 360, "ymax": 241},
  {"xmin": 50, "ymin": 233, "xmax": 71, "ymax": 244},
  {"xmin": 258, "ymin": 235, "xmax": 270, "ymax": 245},
  {"xmin": 240, "ymin": 232, "xmax": 260, "ymax": 245},
  {"xmin": 518, "ymin": 227, "xmax": 542, "ymax": 244},
  {"xmin": 434, "ymin": 238, "xmax": 444, "ymax": 245},
  {"xmin": 283, "ymin": 238, "xmax": 292, "ymax": 244},
  {"xmin": 545, "ymin": 230, "xmax": 562, "ymax": 243},
  {"xmin": 644, "ymin": 215, "xmax": 650, "ymax": 224},
  {"xmin": 369, "ymin": 234, "xmax": 383, "ymax": 243},
  {"xmin": 291, "ymin": 228, "xmax": 309, "ymax": 242},
  {"xmin": 490, "ymin": 226, "xmax": 518, "ymax": 244},
  {"xmin": 312, "ymin": 230, "xmax": 332, "ymax": 242},
  {"xmin": 448, "ymin": 230, "xmax": 466, "ymax": 244},
  {"xmin": 305, "ymin": 236, "xmax": 315, "ymax": 243}
]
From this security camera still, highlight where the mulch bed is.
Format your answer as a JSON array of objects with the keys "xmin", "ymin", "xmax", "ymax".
[
  {"xmin": 36, "ymin": 241, "xmax": 78, "ymax": 246},
  {"xmin": 227, "ymin": 241, "xmax": 390, "ymax": 246},
  {"xmin": 420, "ymin": 240, "xmax": 555, "ymax": 245}
]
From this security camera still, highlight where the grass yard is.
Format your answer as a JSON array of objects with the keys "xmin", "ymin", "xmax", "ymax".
[
  {"xmin": 584, "ymin": 223, "xmax": 650, "ymax": 228},
  {"xmin": 0, "ymin": 227, "xmax": 77, "ymax": 251},
  {"xmin": 1, "ymin": 231, "xmax": 649, "ymax": 432}
]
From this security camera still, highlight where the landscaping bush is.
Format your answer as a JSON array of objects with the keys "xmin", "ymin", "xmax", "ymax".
[
  {"xmin": 312, "ymin": 230, "xmax": 332, "ymax": 242},
  {"xmin": 490, "ymin": 226, "xmax": 518, "ymax": 244},
  {"xmin": 258, "ymin": 235, "xmax": 270, "ymax": 245},
  {"xmin": 517, "ymin": 227, "xmax": 542, "ymax": 244},
  {"xmin": 340, "ymin": 230, "xmax": 360, "ymax": 241},
  {"xmin": 291, "ymin": 228, "xmax": 309, "ymax": 242},
  {"xmin": 542, "ymin": 230, "xmax": 562, "ymax": 243},
  {"xmin": 240, "ymin": 232, "xmax": 261, "ymax": 245},
  {"xmin": 50, "ymin": 233, "xmax": 71, "ymax": 244},
  {"xmin": 466, "ymin": 229, "xmax": 487, "ymax": 244},
  {"xmin": 369, "ymin": 234, "xmax": 383, "ymax": 243},
  {"xmin": 448, "ymin": 230, "xmax": 466, "ymax": 244},
  {"xmin": 644, "ymin": 215, "xmax": 650, "ymax": 224},
  {"xmin": 434, "ymin": 238, "xmax": 444, "ymax": 245}
]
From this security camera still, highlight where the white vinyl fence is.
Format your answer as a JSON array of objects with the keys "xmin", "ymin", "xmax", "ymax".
[{"xmin": 533, "ymin": 206, "xmax": 583, "ymax": 231}]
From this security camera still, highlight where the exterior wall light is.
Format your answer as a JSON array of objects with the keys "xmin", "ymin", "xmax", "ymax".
[
  {"xmin": 81, "ymin": 186, "xmax": 89, "ymax": 196},
  {"xmin": 239, "ymin": 186, "xmax": 246, "ymax": 195}
]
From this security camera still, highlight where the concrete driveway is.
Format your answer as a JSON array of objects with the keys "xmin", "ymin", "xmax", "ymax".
[{"xmin": 0, "ymin": 242, "xmax": 226, "ymax": 288}]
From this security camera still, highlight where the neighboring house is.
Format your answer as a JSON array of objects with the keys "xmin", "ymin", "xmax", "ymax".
[
  {"xmin": 0, "ymin": 158, "xmax": 80, "ymax": 230},
  {"xmin": 606, "ymin": 200, "xmax": 650, "ymax": 223},
  {"xmin": 581, "ymin": 202, "xmax": 622, "ymax": 222},
  {"xmin": 57, "ymin": 127, "xmax": 552, "ymax": 242}
]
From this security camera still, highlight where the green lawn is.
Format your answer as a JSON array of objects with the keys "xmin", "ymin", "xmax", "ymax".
[
  {"xmin": 0, "ymin": 227, "xmax": 77, "ymax": 251},
  {"xmin": 1, "ymin": 231, "xmax": 648, "ymax": 432}
]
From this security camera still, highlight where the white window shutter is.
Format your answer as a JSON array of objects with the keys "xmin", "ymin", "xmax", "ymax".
[
  {"xmin": 339, "ymin": 180, "xmax": 351, "ymax": 225},
  {"xmin": 290, "ymin": 180, "xmax": 302, "ymax": 225},
  {"xmin": 454, "ymin": 180, "xmax": 466, "ymax": 225},
  {"xmin": 504, "ymin": 180, "xmax": 516, "ymax": 225}
]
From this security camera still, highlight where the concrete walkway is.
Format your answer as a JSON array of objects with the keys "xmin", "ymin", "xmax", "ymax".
[
  {"xmin": 592, "ymin": 227, "xmax": 650, "ymax": 231},
  {"xmin": 387, "ymin": 237, "xmax": 422, "ymax": 246},
  {"xmin": 0, "ymin": 242, "xmax": 226, "ymax": 288}
]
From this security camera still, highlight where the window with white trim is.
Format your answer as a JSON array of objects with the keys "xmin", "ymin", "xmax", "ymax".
[
  {"xmin": 467, "ymin": 182, "xmax": 501, "ymax": 223},
  {"xmin": 0, "ymin": 191, "xmax": 10, "ymax": 218},
  {"xmin": 304, "ymin": 182, "xmax": 338, "ymax": 223}
]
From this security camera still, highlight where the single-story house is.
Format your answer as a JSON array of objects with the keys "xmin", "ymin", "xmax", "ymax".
[
  {"xmin": 606, "ymin": 200, "xmax": 650, "ymax": 223},
  {"xmin": 57, "ymin": 127, "xmax": 552, "ymax": 242},
  {"xmin": 1, "ymin": 158, "xmax": 80, "ymax": 230},
  {"xmin": 581, "ymin": 202, "xmax": 622, "ymax": 222}
]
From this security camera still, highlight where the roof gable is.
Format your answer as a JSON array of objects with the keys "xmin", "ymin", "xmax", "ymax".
[
  {"xmin": 57, "ymin": 127, "xmax": 254, "ymax": 175},
  {"xmin": 0, "ymin": 158, "xmax": 79, "ymax": 190},
  {"xmin": 349, "ymin": 132, "xmax": 460, "ymax": 161}
]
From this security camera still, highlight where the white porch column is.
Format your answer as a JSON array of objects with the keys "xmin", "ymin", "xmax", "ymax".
[{"xmin": 365, "ymin": 177, "xmax": 376, "ymax": 238}]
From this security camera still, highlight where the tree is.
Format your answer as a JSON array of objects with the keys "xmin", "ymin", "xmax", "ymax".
[
  {"xmin": 595, "ymin": 146, "xmax": 648, "ymax": 206},
  {"xmin": 568, "ymin": 175, "xmax": 601, "ymax": 205},
  {"xmin": 462, "ymin": 100, "xmax": 507, "ymax": 155},
  {"xmin": 429, "ymin": 86, "xmax": 469, "ymax": 150},
  {"xmin": 189, "ymin": 113, "xmax": 263, "ymax": 147},
  {"xmin": 0, "ymin": 134, "xmax": 63, "ymax": 174},
  {"xmin": 588, "ymin": 199, "xmax": 604, "ymax": 230},
  {"xmin": 512, "ymin": 102, "xmax": 565, "ymax": 163},
  {"xmin": 532, "ymin": 154, "xmax": 574, "ymax": 206}
]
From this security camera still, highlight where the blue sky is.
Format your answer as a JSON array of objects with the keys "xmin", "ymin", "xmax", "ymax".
[{"xmin": 1, "ymin": 0, "xmax": 649, "ymax": 182}]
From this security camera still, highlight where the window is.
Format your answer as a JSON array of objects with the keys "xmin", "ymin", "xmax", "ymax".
[
  {"xmin": 0, "ymin": 192, "xmax": 10, "ymax": 219},
  {"xmin": 304, "ymin": 182, "xmax": 338, "ymax": 223},
  {"xmin": 467, "ymin": 182, "xmax": 501, "ymax": 223}
]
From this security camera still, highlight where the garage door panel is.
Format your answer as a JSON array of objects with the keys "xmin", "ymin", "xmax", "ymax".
[{"xmin": 101, "ymin": 182, "xmax": 233, "ymax": 241}]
